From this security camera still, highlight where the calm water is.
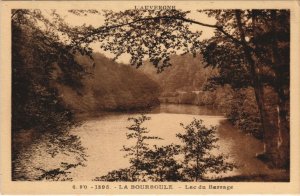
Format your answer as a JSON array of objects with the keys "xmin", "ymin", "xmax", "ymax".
[{"xmin": 13, "ymin": 104, "xmax": 280, "ymax": 181}]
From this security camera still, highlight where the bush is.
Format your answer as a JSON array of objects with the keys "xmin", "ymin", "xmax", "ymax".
[
  {"xmin": 177, "ymin": 119, "xmax": 236, "ymax": 181},
  {"xmin": 227, "ymin": 89, "xmax": 262, "ymax": 139},
  {"xmin": 97, "ymin": 115, "xmax": 236, "ymax": 181}
]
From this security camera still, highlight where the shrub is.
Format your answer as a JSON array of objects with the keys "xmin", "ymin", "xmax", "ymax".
[{"xmin": 177, "ymin": 119, "xmax": 236, "ymax": 181}]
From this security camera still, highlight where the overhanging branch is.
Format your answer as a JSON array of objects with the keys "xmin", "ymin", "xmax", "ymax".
[{"xmin": 81, "ymin": 14, "xmax": 245, "ymax": 48}]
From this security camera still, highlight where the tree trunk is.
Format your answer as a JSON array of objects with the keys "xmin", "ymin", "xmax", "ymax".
[
  {"xmin": 235, "ymin": 10, "xmax": 279, "ymax": 167},
  {"xmin": 276, "ymin": 89, "xmax": 290, "ymax": 169},
  {"xmin": 270, "ymin": 10, "xmax": 290, "ymax": 169}
]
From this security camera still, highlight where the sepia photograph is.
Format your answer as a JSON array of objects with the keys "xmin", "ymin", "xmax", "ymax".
[{"xmin": 1, "ymin": 0, "xmax": 300, "ymax": 194}]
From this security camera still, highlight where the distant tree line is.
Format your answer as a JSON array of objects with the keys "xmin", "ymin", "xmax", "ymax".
[
  {"xmin": 61, "ymin": 53, "xmax": 160, "ymax": 113},
  {"xmin": 141, "ymin": 54, "xmax": 263, "ymax": 139}
]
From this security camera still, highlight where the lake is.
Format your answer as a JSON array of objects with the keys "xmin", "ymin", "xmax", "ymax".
[{"xmin": 12, "ymin": 104, "xmax": 281, "ymax": 181}]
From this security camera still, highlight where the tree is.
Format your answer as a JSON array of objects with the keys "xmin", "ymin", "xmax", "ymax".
[
  {"xmin": 12, "ymin": 9, "xmax": 91, "ymax": 133},
  {"xmin": 70, "ymin": 9, "xmax": 202, "ymax": 72},
  {"xmin": 11, "ymin": 9, "xmax": 90, "ymax": 180},
  {"xmin": 71, "ymin": 8, "xmax": 290, "ymax": 169},
  {"xmin": 143, "ymin": 144, "xmax": 183, "ymax": 181},
  {"xmin": 122, "ymin": 115, "xmax": 162, "ymax": 181},
  {"xmin": 99, "ymin": 116, "xmax": 182, "ymax": 182},
  {"xmin": 200, "ymin": 10, "xmax": 289, "ymax": 168},
  {"xmin": 97, "ymin": 143, "xmax": 183, "ymax": 182},
  {"xmin": 177, "ymin": 119, "xmax": 235, "ymax": 181}
]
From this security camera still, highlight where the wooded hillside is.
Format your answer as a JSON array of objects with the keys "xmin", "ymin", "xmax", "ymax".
[{"xmin": 56, "ymin": 53, "xmax": 160, "ymax": 113}]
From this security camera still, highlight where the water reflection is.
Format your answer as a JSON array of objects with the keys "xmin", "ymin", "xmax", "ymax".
[
  {"xmin": 12, "ymin": 104, "xmax": 285, "ymax": 181},
  {"xmin": 151, "ymin": 104, "xmax": 223, "ymax": 116},
  {"xmin": 12, "ymin": 130, "xmax": 87, "ymax": 181}
]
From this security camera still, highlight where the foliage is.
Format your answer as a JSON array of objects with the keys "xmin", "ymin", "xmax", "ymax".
[
  {"xmin": 79, "ymin": 8, "xmax": 289, "ymax": 168},
  {"xmin": 35, "ymin": 161, "xmax": 84, "ymax": 181},
  {"xmin": 12, "ymin": 9, "xmax": 89, "ymax": 133},
  {"xmin": 70, "ymin": 9, "xmax": 202, "ymax": 72},
  {"xmin": 122, "ymin": 115, "xmax": 162, "ymax": 181},
  {"xmin": 140, "ymin": 54, "xmax": 214, "ymax": 92},
  {"xmin": 97, "ymin": 8, "xmax": 288, "ymax": 167},
  {"xmin": 11, "ymin": 10, "xmax": 89, "ymax": 180},
  {"xmin": 97, "ymin": 116, "xmax": 235, "ymax": 182},
  {"xmin": 227, "ymin": 89, "xmax": 262, "ymax": 139},
  {"xmin": 200, "ymin": 10, "xmax": 290, "ymax": 168},
  {"xmin": 95, "ymin": 144, "xmax": 183, "ymax": 182},
  {"xmin": 93, "ymin": 168, "xmax": 132, "ymax": 182},
  {"xmin": 177, "ymin": 119, "xmax": 236, "ymax": 181},
  {"xmin": 143, "ymin": 144, "xmax": 183, "ymax": 181},
  {"xmin": 200, "ymin": 9, "xmax": 289, "ymax": 92},
  {"xmin": 44, "ymin": 131, "xmax": 88, "ymax": 160},
  {"xmin": 142, "ymin": 53, "xmax": 261, "ymax": 139},
  {"xmin": 61, "ymin": 53, "xmax": 160, "ymax": 113}
]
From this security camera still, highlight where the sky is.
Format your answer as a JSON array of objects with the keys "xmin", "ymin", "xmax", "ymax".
[{"xmin": 43, "ymin": 9, "xmax": 216, "ymax": 64}]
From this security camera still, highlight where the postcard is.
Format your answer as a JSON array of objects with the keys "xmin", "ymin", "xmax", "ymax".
[{"xmin": 1, "ymin": 0, "xmax": 299, "ymax": 194}]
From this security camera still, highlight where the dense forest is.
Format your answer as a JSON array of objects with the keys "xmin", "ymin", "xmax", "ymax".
[
  {"xmin": 140, "ymin": 54, "xmax": 214, "ymax": 92},
  {"xmin": 57, "ymin": 53, "xmax": 160, "ymax": 113}
]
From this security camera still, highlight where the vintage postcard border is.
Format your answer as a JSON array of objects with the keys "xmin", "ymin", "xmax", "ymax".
[{"xmin": 1, "ymin": 1, "xmax": 300, "ymax": 194}]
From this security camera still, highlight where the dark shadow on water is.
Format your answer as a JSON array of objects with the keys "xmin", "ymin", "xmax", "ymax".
[
  {"xmin": 12, "ymin": 130, "xmax": 87, "ymax": 181},
  {"xmin": 150, "ymin": 103, "xmax": 223, "ymax": 116},
  {"xmin": 75, "ymin": 103, "xmax": 223, "ymax": 121},
  {"xmin": 217, "ymin": 120, "xmax": 290, "ymax": 182}
]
